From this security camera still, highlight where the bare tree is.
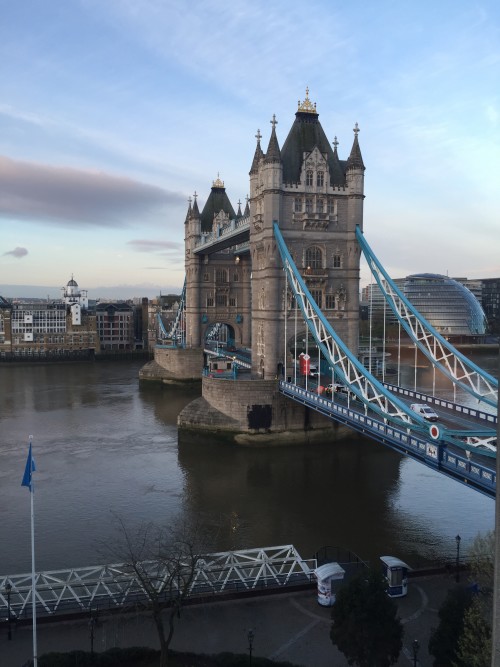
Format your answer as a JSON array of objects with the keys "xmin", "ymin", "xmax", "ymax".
[{"xmin": 102, "ymin": 516, "xmax": 212, "ymax": 667}]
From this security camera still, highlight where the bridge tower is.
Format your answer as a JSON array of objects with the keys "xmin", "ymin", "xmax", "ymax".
[
  {"xmin": 184, "ymin": 178, "xmax": 251, "ymax": 350},
  {"xmin": 249, "ymin": 89, "xmax": 365, "ymax": 378}
]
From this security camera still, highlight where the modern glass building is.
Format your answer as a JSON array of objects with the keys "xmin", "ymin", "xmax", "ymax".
[{"xmin": 404, "ymin": 273, "xmax": 487, "ymax": 336}]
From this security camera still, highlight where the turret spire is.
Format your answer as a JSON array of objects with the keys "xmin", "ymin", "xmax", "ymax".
[
  {"xmin": 347, "ymin": 122, "xmax": 365, "ymax": 171},
  {"xmin": 250, "ymin": 129, "xmax": 264, "ymax": 174},
  {"xmin": 264, "ymin": 115, "xmax": 281, "ymax": 163}
]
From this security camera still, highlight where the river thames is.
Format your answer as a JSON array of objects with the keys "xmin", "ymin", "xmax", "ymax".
[{"xmin": 0, "ymin": 353, "xmax": 497, "ymax": 576}]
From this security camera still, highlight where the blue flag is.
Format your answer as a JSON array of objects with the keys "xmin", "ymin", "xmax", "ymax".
[{"xmin": 21, "ymin": 442, "xmax": 36, "ymax": 492}]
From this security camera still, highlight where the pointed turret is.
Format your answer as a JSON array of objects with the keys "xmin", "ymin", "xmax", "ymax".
[
  {"xmin": 244, "ymin": 195, "xmax": 250, "ymax": 217},
  {"xmin": 330, "ymin": 136, "xmax": 345, "ymax": 185},
  {"xmin": 280, "ymin": 88, "xmax": 346, "ymax": 186},
  {"xmin": 200, "ymin": 175, "xmax": 236, "ymax": 232},
  {"xmin": 264, "ymin": 115, "xmax": 281, "ymax": 163},
  {"xmin": 346, "ymin": 123, "xmax": 365, "ymax": 171},
  {"xmin": 192, "ymin": 193, "xmax": 200, "ymax": 218},
  {"xmin": 235, "ymin": 200, "xmax": 243, "ymax": 220},
  {"xmin": 250, "ymin": 129, "xmax": 264, "ymax": 174},
  {"xmin": 184, "ymin": 197, "xmax": 192, "ymax": 225}
]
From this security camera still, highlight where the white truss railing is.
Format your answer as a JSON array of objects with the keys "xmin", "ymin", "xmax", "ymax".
[
  {"xmin": 0, "ymin": 545, "xmax": 315, "ymax": 618},
  {"xmin": 356, "ymin": 227, "xmax": 498, "ymax": 408}
]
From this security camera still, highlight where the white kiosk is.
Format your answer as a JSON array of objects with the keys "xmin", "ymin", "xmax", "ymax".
[
  {"xmin": 380, "ymin": 556, "xmax": 411, "ymax": 598},
  {"xmin": 314, "ymin": 562, "xmax": 345, "ymax": 606}
]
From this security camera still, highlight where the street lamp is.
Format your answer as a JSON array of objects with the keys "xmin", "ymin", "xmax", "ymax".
[
  {"xmin": 89, "ymin": 607, "xmax": 98, "ymax": 659},
  {"xmin": 247, "ymin": 628, "xmax": 255, "ymax": 666},
  {"xmin": 455, "ymin": 535, "xmax": 461, "ymax": 582},
  {"xmin": 5, "ymin": 582, "xmax": 12, "ymax": 640},
  {"xmin": 412, "ymin": 639, "xmax": 419, "ymax": 666}
]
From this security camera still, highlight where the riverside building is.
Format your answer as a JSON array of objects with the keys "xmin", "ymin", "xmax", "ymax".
[{"xmin": 0, "ymin": 276, "xmax": 99, "ymax": 359}]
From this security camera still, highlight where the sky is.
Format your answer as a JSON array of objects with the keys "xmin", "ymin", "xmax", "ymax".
[{"xmin": 1, "ymin": 0, "xmax": 499, "ymax": 300}]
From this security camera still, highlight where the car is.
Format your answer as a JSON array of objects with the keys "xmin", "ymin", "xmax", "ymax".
[
  {"xmin": 309, "ymin": 369, "xmax": 320, "ymax": 378},
  {"xmin": 410, "ymin": 403, "xmax": 439, "ymax": 422},
  {"xmin": 325, "ymin": 383, "xmax": 355, "ymax": 399}
]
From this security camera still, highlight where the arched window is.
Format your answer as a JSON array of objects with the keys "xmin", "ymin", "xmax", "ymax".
[
  {"xmin": 305, "ymin": 246, "xmax": 323, "ymax": 270},
  {"xmin": 317, "ymin": 171, "xmax": 324, "ymax": 187},
  {"xmin": 216, "ymin": 269, "xmax": 228, "ymax": 283},
  {"xmin": 306, "ymin": 171, "xmax": 313, "ymax": 186}
]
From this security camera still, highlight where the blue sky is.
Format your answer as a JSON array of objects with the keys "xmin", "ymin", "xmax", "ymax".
[{"xmin": 1, "ymin": 0, "xmax": 499, "ymax": 299}]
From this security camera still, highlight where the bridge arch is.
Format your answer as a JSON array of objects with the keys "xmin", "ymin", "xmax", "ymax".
[{"xmin": 203, "ymin": 322, "xmax": 241, "ymax": 347}]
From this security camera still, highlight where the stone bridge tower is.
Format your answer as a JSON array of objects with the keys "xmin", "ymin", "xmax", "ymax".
[
  {"xmin": 249, "ymin": 89, "xmax": 365, "ymax": 378},
  {"xmin": 184, "ymin": 178, "xmax": 251, "ymax": 349},
  {"xmin": 179, "ymin": 90, "xmax": 364, "ymax": 381}
]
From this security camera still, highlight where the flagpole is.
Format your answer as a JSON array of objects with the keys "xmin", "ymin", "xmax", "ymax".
[{"xmin": 29, "ymin": 435, "xmax": 38, "ymax": 667}]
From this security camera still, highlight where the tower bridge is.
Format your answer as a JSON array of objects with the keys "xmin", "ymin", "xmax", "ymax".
[{"xmin": 141, "ymin": 89, "xmax": 498, "ymax": 494}]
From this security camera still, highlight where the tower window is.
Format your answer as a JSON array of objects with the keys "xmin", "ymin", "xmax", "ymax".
[
  {"xmin": 317, "ymin": 199, "xmax": 324, "ymax": 213},
  {"xmin": 216, "ymin": 294, "xmax": 227, "ymax": 306},
  {"xmin": 310, "ymin": 290, "xmax": 323, "ymax": 308},
  {"xmin": 306, "ymin": 171, "xmax": 313, "ymax": 186},
  {"xmin": 294, "ymin": 198, "xmax": 302, "ymax": 212},
  {"xmin": 305, "ymin": 246, "xmax": 323, "ymax": 270},
  {"xmin": 333, "ymin": 254, "xmax": 342, "ymax": 268},
  {"xmin": 317, "ymin": 171, "xmax": 324, "ymax": 187},
  {"xmin": 325, "ymin": 294, "xmax": 336, "ymax": 309},
  {"xmin": 216, "ymin": 269, "xmax": 228, "ymax": 283},
  {"xmin": 305, "ymin": 198, "xmax": 313, "ymax": 213}
]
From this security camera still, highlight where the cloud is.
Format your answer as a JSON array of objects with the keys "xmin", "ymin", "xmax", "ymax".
[
  {"xmin": 3, "ymin": 246, "xmax": 28, "ymax": 258},
  {"xmin": 0, "ymin": 155, "xmax": 185, "ymax": 228},
  {"xmin": 127, "ymin": 239, "xmax": 182, "ymax": 253}
]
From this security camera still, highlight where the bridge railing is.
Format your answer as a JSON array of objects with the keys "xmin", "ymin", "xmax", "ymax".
[
  {"xmin": 0, "ymin": 545, "xmax": 316, "ymax": 620},
  {"xmin": 383, "ymin": 382, "xmax": 497, "ymax": 426},
  {"xmin": 279, "ymin": 381, "xmax": 496, "ymax": 498}
]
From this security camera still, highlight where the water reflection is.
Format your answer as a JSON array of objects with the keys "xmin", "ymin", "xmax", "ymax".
[{"xmin": 0, "ymin": 354, "xmax": 496, "ymax": 576}]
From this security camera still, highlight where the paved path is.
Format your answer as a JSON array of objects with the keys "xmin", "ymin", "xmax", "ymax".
[{"xmin": 1, "ymin": 573, "xmax": 465, "ymax": 666}]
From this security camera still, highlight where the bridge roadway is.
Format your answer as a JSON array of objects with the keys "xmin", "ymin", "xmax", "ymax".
[{"xmin": 279, "ymin": 380, "xmax": 496, "ymax": 498}]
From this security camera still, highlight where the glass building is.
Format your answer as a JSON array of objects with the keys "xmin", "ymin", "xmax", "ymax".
[{"xmin": 404, "ymin": 273, "xmax": 487, "ymax": 336}]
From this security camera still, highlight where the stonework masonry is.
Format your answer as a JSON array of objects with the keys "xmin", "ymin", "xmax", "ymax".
[
  {"xmin": 144, "ymin": 92, "xmax": 365, "ymax": 442},
  {"xmin": 177, "ymin": 376, "xmax": 354, "ymax": 444}
]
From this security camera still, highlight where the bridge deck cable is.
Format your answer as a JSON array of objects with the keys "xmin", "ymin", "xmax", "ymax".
[
  {"xmin": 273, "ymin": 222, "xmax": 496, "ymax": 460},
  {"xmin": 158, "ymin": 277, "xmax": 186, "ymax": 346},
  {"xmin": 274, "ymin": 221, "xmax": 432, "ymax": 432},
  {"xmin": 355, "ymin": 226, "xmax": 498, "ymax": 408}
]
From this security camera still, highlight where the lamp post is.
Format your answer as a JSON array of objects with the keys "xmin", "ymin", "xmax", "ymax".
[
  {"xmin": 247, "ymin": 628, "xmax": 255, "ymax": 666},
  {"xmin": 412, "ymin": 639, "xmax": 419, "ymax": 666},
  {"xmin": 5, "ymin": 582, "xmax": 12, "ymax": 640},
  {"xmin": 455, "ymin": 534, "xmax": 461, "ymax": 582}
]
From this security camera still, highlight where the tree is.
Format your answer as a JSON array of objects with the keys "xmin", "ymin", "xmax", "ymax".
[
  {"xmin": 330, "ymin": 568, "xmax": 403, "ymax": 667},
  {"xmin": 468, "ymin": 530, "xmax": 495, "ymax": 598},
  {"xmin": 453, "ymin": 597, "xmax": 491, "ymax": 667},
  {"xmin": 103, "ymin": 517, "xmax": 211, "ymax": 667},
  {"xmin": 428, "ymin": 587, "xmax": 473, "ymax": 667}
]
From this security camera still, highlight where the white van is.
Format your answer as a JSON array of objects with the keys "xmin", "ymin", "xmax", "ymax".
[{"xmin": 410, "ymin": 403, "xmax": 439, "ymax": 422}]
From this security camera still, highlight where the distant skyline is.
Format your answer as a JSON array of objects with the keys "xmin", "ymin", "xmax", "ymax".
[{"xmin": 1, "ymin": 0, "xmax": 499, "ymax": 298}]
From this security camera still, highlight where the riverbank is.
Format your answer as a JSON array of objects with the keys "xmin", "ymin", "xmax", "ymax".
[{"xmin": 1, "ymin": 571, "xmax": 468, "ymax": 667}]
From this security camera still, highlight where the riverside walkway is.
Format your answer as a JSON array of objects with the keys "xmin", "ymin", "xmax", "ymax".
[{"xmin": 1, "ymin": 571, "xmax": 467, "ymax": 666}]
